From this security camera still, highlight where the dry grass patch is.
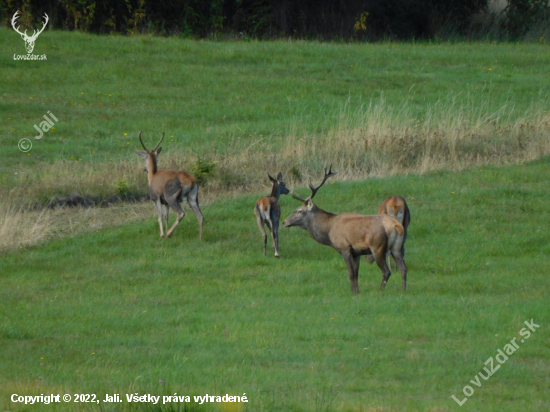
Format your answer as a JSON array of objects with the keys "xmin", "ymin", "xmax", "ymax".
[{"xmin": 2, "ymin": 98, "xmax": 549, "ymax": 251}]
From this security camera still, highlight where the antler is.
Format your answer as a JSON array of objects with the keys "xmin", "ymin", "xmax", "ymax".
[
  {"xmin": 11, "ymin": 11, "xmax": 27, "ymax": 37},
  {"xmin": 153, "ymin": 132, "xmax": 165, "ymax": 151},
  {"xmin": 138, "ymin": 131, "xmax": 164, "ymax": 152},
  {"xmin": 28, "ymin": 13, "xmax": 48, "ymax": 40},
  {"xmin": 291, "ymin": 192, "xmax": 308, "ymax": 202},
  {"xmin": 138, "ymin": 131, "xmax": 148, "ymax": 151},
  {"xmin": 308, "ymin": 164, "xmax": 337, "ymax": 200},
  {"xmin": 291, "ymin": 164, "xmax": 337, "ymax": 203}
]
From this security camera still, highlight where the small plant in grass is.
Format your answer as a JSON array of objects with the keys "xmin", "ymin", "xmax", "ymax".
[
  {"xmin": 114, "ymin": 178, "xmax": 130, "ymax": 197},
  {"xmin": 191, "ymin": 156, "xmax": 216, "ymax": 186}
]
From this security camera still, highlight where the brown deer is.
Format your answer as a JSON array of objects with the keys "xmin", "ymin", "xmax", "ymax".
[
  {"xmin": 254, "ymin": 172, "xmax": 290, "ymax": 257},
  {"xmin": 377, "ymin": 196, "xmax": 410, "ymax": 271},
  {"xmin": 283, "ymin": 166, "xmax": 407, "ymax": 293},
  {"xmin": 135, "ymin": 132, "xmax": 204, "ymax": 239}
]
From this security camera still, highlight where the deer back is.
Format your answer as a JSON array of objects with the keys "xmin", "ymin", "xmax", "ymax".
[
  {"xmin": 256, "ymin": 196, "xmax": 281, "ymax": 219},
  {"xmin": 150, "ymin": 170, "xmax": 197, "ymax": 197},
  {"xmin": 328, "ymin": 213, "xmax": 394, "ymax": 252},
  {"xmin": 378, "ymin": 196, "xmax": 410, "ymax": 231}
]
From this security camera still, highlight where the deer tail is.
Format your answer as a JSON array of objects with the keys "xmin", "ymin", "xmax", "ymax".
[{"xmin": 394, "ymin": 222, "xmax": 404, "ymax": 237}]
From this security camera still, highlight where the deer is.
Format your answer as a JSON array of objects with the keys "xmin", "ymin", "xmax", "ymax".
[
  {"xmin": 377, "ymin": 196, "xmax": 411, "ymax": 271},
  {"xmin": 282, "ymin": 166, "xmax": 407, "ymax": 293},
  {"xmin": 135, "ymin": 132, "xmax": 204, "ymax": 240},
  {"xmin": 254, "ymin": 172, "xmax": 290, "ymax": 258},
  {"xmin": 11, "ymin": 11, "xmax": 49, "ymax": 54}
]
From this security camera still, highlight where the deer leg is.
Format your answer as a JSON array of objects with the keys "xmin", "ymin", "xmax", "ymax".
[
  {"xmin": 264, "ymin": 220, "xmax": 275, "ymax": 256},
  {"xmin": 352, "ymin": 255, "xmax": 360, "ymax": 293},
  {"xmin": 365, "ymin": 250, "xmax": 375, "ymax": 264},
  {"xmin": 388, "ymin": 231, "xmax": 407, "ymax": 291},
  {"xmin": 187, "ymin": 186, "xmax": 204, "ymax": 240},
  {"xmin": 393, "ymin": 254, "xmax": 408, "ymax": 292},
  {"xmin": 272, "ymin": 222, "xmax": 280, "ymax": 258},
  {"xmin": 342, "ymin": 252, "xmax": 360, "ymax": 294},
  {"xmin": 385, "ymin": 240, "xmax": 396, "ymax": 272},
  {"xmin": 164, "ymin": 204, "xmax": 170, "ymax": 235},
  {"xmin": 166, "ymin": 200, "xmax": 185, "ymax": 238},
  {"xmin": 271, "ymin": 207, "xmax": 280, "ymax": 258},
  {"xmin": 374, "ymin": 248, "xmax": 391, "ymax": 291},
  {"xmin": 391, "ymin": 241, "xmax": 408, "ymax": 292},
  {"xmin": 254, "ymin": 206, "xmax": 268, "ymax": 255},
  {"xmin": 155, "ymin": 199, "xmax": 165, "ymax": 238},
  {"xmin": 263, "ymin": 214, "xmax": 277, "ymax": 257}
]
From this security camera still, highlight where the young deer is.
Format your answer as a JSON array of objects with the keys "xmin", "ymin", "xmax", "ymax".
[
  {"xmin": 135, "ymin": 132, "xmax": 204, "ymax": 239},
  {"xmin": 283, "ymin": 166, "xmax": 407, "ymax": 293},
  {"xmin": 254, "ymin": 172, "xmax": 290, "ymax": 257},
  {"xmin": 377, "ymin": 196, "xmax": 410, "ymax": 271}
]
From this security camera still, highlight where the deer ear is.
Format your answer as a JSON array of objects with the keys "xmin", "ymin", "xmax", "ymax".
[
  {"xmin": 277, "ymin": 172, "xmax": 283, "ymax": 181},
  {"xmin": 135, "ymin": 150, "xmax": 148, "ymax": 158},
  {"xmin": 267, "ymin": 173, "xmax": 276, "ymax": 182},
  {"xmin": 156, "ymin": 147, "xmax": 162, "ymax": 155}
]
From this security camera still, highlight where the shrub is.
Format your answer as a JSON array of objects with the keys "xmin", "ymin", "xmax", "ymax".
[{"xmin": 190, "ymin": 157, "xmax": 216, "ymax": 186}]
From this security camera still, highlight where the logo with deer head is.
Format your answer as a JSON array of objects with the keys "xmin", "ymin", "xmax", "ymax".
[{"xmin": 11, "ymin": 11, "xmax": 49, "ymax": 54}]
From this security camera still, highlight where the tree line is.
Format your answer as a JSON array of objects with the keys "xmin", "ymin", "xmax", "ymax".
[{"xmin": 2, "ymin": 0, "xmax": 548, "ymax": 40}]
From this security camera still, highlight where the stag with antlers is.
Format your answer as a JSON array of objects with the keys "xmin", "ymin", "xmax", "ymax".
[
  {"xmin": 254, "ymin": 172, "xmax": 290, "ymax": 257},
  {"xmin": 135, "ymin": 132, "xmax": 204, "ymax": 239},
  {"xmin": 11, "ymin": 11, "xmax": 49, "ymax": 54},
  {"xmin": 283, "ymin": 166, "xmax": 407, "ymax": 293}
]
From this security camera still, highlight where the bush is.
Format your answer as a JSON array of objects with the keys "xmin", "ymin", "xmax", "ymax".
[
  {"xmin": 114, "ymin": 178, "xmax": 130, "ymax": 197},
  {"xmin": 1, "ymin": 0, "xmax": 492, "ymax": 39},
  {"xmin": 190, "ymin": 157, "xmax": 216, "ymax": 187},
  {"xmin": 503, "ymin": 0, "xmax": 550, "ymax": 38}
]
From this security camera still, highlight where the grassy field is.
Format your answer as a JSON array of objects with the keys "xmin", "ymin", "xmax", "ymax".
[
  {"xmin": 1, "ymin": 28, "xmax": 550, "ymax": 411},
  {"xmin": 1, "ymin": 29, "xmax": 550, "ymax": 249},
  {"xmin": 2, "ymin": 29, "xmax": 550, "ymax": 190},
  {"xmin": 1, "ymin": 157, "xmax": 549, "ymax": 411}
]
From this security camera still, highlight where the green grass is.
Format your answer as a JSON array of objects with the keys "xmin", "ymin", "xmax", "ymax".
[
  {"xmin": 2, "ymin": 29, "xmax": 549, "ymax": 235},
  {"xmin": 1, "ymin": 28, "xmax": 549, "ymax": 410},
  {"xmin": 2, "ymin": 28, "xmax": 549, "ymax": 172},
  {"xmin": 1, "ymin": 157, "xmax": 549, "ymax": 411}
]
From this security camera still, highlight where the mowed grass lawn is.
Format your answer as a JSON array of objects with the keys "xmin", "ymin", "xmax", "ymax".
[{"xmin": 1, "ymin": 157, "xmax": 549, "ymax": 411}]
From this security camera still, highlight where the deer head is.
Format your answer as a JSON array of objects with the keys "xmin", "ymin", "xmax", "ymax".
[
  {"xmin": 135, "ymin": 131, "xmax": 164, "ymax": 173},
  {"xmin": 283, "ymin": 165, "xmax": 336, "ymax": 229},
  {"xmin": 268, "ymin": 172, "xmax": 290, "ymax": 198},
  {"xmin": 12, "ymin": 11, "xmax": 49, "ymax": 54}
]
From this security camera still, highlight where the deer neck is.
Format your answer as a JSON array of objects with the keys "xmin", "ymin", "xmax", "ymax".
[
  {"xmin": 270, "ymin": 181, "xmax": 280, "ymax": 199},
  {"xmin": 147, "ymin": 155, "xmax": 158, "ymax": 184},
  {"xmin": 306, "ymin": 206, "xmax": 336, "ymax": 247}
]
